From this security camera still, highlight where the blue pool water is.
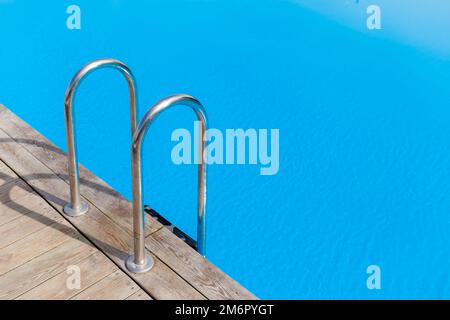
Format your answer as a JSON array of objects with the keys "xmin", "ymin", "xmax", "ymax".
[{"xmin": 1, "ymin": 0, "xmax": 450, "ymax": 299}]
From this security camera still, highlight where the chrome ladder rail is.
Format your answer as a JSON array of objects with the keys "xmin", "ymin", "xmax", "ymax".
[
  {"xmin": 63, "ymin": 58, "xmax": 137, "ymax": 216},
  {"xmin": 126, "ymin": 94, "xmax": 207, "ymax": 273}
]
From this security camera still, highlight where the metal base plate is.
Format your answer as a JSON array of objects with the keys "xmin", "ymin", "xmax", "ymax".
[
  {"xmin": 63, "ymin": 202, "xmax": 89, "ymax": 217},
  {"xmin": 126, "ymin": 254, "xmax": 154, "ymax": 273}
]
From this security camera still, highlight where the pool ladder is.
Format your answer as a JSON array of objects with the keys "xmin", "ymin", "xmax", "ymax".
[{"xmin": 63, "ymin": 59, "xmax": 207, "ymax": 273}]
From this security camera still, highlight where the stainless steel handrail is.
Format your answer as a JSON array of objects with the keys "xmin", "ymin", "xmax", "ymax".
[
  {"xmin": 126, "ymin": 94, "xmax": 207, "ymax": 273},
  {"xmin": 63, "ymin": 58, "xmax": 137, "ymax": 217}
]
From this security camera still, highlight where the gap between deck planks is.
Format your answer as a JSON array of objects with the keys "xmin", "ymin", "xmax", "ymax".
[{"xmin": 0, "ymin": 104, "xmax": 256, "ymax": 300}]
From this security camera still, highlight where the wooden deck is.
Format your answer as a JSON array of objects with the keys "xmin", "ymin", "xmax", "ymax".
[{"xmin": 0, "ymin": 104, "xmax": 256, "ymax": 300}]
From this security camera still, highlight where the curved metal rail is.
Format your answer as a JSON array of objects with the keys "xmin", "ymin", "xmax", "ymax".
[
  {"xmin": 126, "ymin": 94, "xmax": 207, "ymax": 273},
  {"xmin": 63, "ymin": 58, "xmax": 137, "ymax": 216}
]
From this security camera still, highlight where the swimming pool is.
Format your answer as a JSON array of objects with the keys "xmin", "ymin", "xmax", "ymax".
[{"xmin": 1, "ymin": 0, "xmax": 450, "ymax": 299}]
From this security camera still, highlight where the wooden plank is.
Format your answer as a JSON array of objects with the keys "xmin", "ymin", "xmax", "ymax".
[
  {"xmin": 0, "ymin": 179, "xmax": 34, "ymax": 205},
  {"xmin": 0, "ymin": 127, "xmax": 204, "ymax": 299},
  {"xmin": 126, "ymin": 289, "xmax": 153, "ymax": 300},
  {"xmin": 17, "ymin": 251, "xmax": 117, "ymax": 300},
  {"xmin": 0, "ymin": 198, "xmax": 63, "ymax": 249},
  {"xmin": 0, "ymin": 193, "xmax": 44, "ymax": 226},
  {"xmin": 0, "ymin": 105, "xmax": 162, "ymax": 236},
  {"xmin": 0, "ymin": 234, "xmax": 96, "ymax": 299},
  {"xmin": 0, "ymin": 161, "xmax": 17, "ymax": 186},
  {"xmin": 71, "ymin": 270, "xmax": 139, "ymax": 300},
  {"xmin": 147, "ymin": 227, "xmax": 257, "ymax": 300},
  {"xmin": 0, "ymin": 219, "xmax": 78, "ymax": 275}
]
